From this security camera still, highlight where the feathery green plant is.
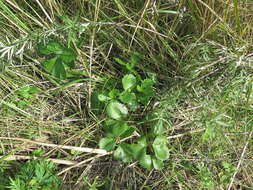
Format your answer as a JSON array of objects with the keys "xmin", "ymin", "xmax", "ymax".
[{"xmin": 0, "ymin": 160, "xmax": 61, "ymax": 190}]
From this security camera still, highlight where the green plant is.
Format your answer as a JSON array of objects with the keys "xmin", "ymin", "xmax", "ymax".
[
  {"xmin": 218, "ymin": 161, "xmax": 236, "ymax": 187},
  {"xmin": 38, "ymin": 40, "xmax": 77, "ymax": 80},
  {"xmin": 97, "ymin": 55, "xmax": 170, "ymax": 170},
  {"xmin": 15, "ymin": 86, "xmax": 41, "ymax": 109},
  {"xmin": 82, "ymin": 176, "xmax": 104, "ymax": 190},
  {"xmin": 8, "ymin": 160, "xmax": 62, "ymax": 190},
  {"xmin": 0, "ymin": 162, "xmax": 10, "ymax": 190},
  {"xmin": 197, "ymin": 164, "xmax": 216, "ymax": 189}
]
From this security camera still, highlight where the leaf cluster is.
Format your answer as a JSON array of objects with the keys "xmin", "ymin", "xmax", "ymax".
[
  {"xmin": 38, "ymin": 40, "xmax": 77, "ymax": 80},
  {"xmin": 97, "ymin": 56, "xmax": 170, "ymax": 170},
  {"xmin": 8, "ymin": 160, "xmax": 62, "ymax": 190}
]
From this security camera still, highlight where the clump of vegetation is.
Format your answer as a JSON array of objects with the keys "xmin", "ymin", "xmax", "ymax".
[
  {"xmin": 97, "ymin": 55, "xmax": 169, "ymax": 170},
  {"xmin": 0, "ymin": 160, "xmax": 61, "ymax": 190},
  {"xmin": 38, "ymin": 40, "xmax": 77, "ymax": 80}
]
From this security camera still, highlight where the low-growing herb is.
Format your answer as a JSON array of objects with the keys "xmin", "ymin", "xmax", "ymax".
[{"xmin": 96, "ymin": 55, "xmax": 170, "ymax": 170}]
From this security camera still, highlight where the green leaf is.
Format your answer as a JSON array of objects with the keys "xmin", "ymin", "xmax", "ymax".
[
  {"xmin": 38, "ymin": 41, "xmax": 64, "ymax": 55},
  {"xmin": 32, "ymin": 148, "xmax": 45, "ymax": 157},
  {"xmin": 139, "ymin": 154, "xmax": 152, "ymax": 169},
  {"xmin": 59, "ymin": 48, "xmax": 76, "ymax": 65},
  {"xmin": 28, "ymin": 86, "xmax": 40, "ymax": 94},
  {"xmin": 91, "ymin": 90, "xmax": 105, "ymax": 112},
  {"xmin": 120, "ymin": 91, "xmax": 136, "ymax": 103},
  {"xmin": 114, "ymin": 144, "xmax": 132, "ymax": 163},
  {"xmin": 18, "ymin": 86, "xmax": 40, "ymax": 99},
  {"xmin": 137, "ymin": 94, "xmax": 151, "ymax": 105},
  {"xmin": 42, "ymin": 57, "xmax": 58, "ymax": 73},
  {"xmin": 137, "ymin": 78, "xmax": 154, "ymax": 95},
  {"xmin": 137, "ymin": 136, "xmax": 147, "ymax": 147},
  {"xmin": 120, "ymin": 91, "xmax": 138, "ymax": 111},
  {"xmin": 153, "ymin": 120, "xmax": 165, "ymax": 135},
  {"xmin": 202, "ymin": 126, "xmax": 216, "ymax": 142},
  {"xmin": 130, "ymin": 54, "xmax": 140, "ymax": 68},
  {"xmin": 98, "ymin": 94, "xmax": 111, "ymax": 102},
  {"xmin": 51, "ymin": 58, "xmax": 67, "ymax": 80},
  {"xmin": 42, "ymin": 57, "xmax": 67, "ymax": 80},
  {"xmin": 104, "ymin": 120, "xmax": 130, "ymax": 137},
  {"xmin": 104, "ymin": 119, "xmax": 119, "ymax": 128},
  {"xmin": 18, "ymin": 86, "xmax": 40, "ymax": 98},
  {"xmin": 108, "ymin": 89, "xmax": 120, "ymax": 99},
  {"xmin": 18, "ymin": 87, "xmax": 30, "ymax": 99},
  {"xmin": 38, "ymin": 41, "xmax": 77, "ymax": 80},
  {"xmin": 106, "ymin": 101, "xmax": 128, "ymax": 120},
  {"xmin": 246, "ymin": 81, "xmax": 252, "ymax": 103},
  {"xmin": 152, "ymin": 136, "xmax": 170, "ymax": 161},
  {"xmin": 99, "ymin": 137, "xmax": 115, "ymax": 151},
  {"xmin": 122, "ymin": 74, "xmax": 136, "ymax": 90},
  {"xmin": 152, "ymin": 157, "xmax": 164, "ymax": 170},
  {"xmin": 126, "ymin": 63, "xmax": 134, "ymax": 72},
  {"xmin": 112, "ymin": 122, "xmax": 130, "ymax": 137},
  {"xmin": 114, "ymin": 57, "xmax": 127, "ymax": 66},
  {"xmin": 118, "ymin": 137, "xmax": 147, "ymax": 160},
  {"xmin": 120, "ymin": 126, "xmax": 135, "ymax": 138},
  {"xmin": 129, "ymin": 144, "xmax": 146, "ymax": 160}
]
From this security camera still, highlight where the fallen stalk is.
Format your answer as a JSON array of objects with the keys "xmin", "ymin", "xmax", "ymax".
[
  {"xmin": 57, "ymin": 152, "xmax": 112, "ymax": 176},
  {"xmin": 0, "ymin": 155, "xmax": 77, "ymax": 165},
  {"xmin": 167, "ymin": 128, "xmax": 205, "ymax": 139},
  {"xmin": 0, "ymin": 137, "xmax": 107, "ymax": 154}
]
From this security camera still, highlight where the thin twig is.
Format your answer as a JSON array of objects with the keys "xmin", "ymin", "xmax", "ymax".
[
  {"xmin": 34, "ymin": 0, "xmax": 53, "ymax": 23},
  {"xmin": 57, "ymin": 152, "xmax": 112, "ymax": 176},
  {"xmin": 0, "ymin": 137, "xmax": 107, "ymax": 154},
  {"xmin": 167, "ymin": 128, "xmax": 205, "ymax": 139},
  {"xmin": 129, "ymin": 0, "xmax": 151, "ymax": 50},
  {"xmin": 0, "ymin": 155, "xmax": 77, "ymax": 165},
  {"xmin": 87, "ymin": 0, "xmax": 101, "ymax": 110},
  {"xmin": 140, "ymin": 169, "xmax": 154, "ymax": 190},
  {"xmin": 86, "ymin": 21, "xmax": 168, "ymax": 38},
  {"xmin": 227, "ymin": 130, "xmax": 253, "ymax": 190},
  {"xmin": 120, "ymin": 131, "xmax": 140, "ymax": 142}
]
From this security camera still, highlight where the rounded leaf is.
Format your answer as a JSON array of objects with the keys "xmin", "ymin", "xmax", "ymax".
[
  {"xmin": 137, "ymin": 136, "xmax": 147, "ymax": 147},
  {"xmin": 139, "ymin": 154, "xmax": 152, "ymax": 169},
  {"xmin": 120, "ymin": 91, "xmax": 138, "ymax": 111},
  {"xmin": 152, "ymin": 136, "xmax": 170, "ymax": 161},
  {"xmin": 108, "ymin": 121, "xmax": 130, "ymax": 137},
  {"xmin": 122, "ymin": 74, "xmax": 136, "ymax": 90},
  {"xmin": 137, "ymin": 78, "xmax": 155, "ymax": 96},
  {"xmin": 129, "ymin": 144, "xmax": 146, "ymax": 160},
  {"xmin": 106, "ymin": 101, "xmax": 128, "ymax": 120},
  {"xmin": 152, "ymin": 157, "xmax": 164, "ymax": 170},
  {"xmin": 99, "ymin": 137, "xmax": 115, "ymax": 151},
  {"xmin": 108, "ymin": 89, "xmax": 120, "ymax": 99},
  {"xmin": 153, "ymin": 120, "xmax": 165, "ymax": 135},
  {"xmin": 114, "ymin": 144, "xmax": 132, "ymax": 163},
  {"xmin": 120, "ymin": 91, "xmax": 136, "ymax": 104}
]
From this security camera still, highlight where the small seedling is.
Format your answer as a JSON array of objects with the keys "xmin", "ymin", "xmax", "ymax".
[
  {"xmin": 12, "ymin": 85, "xmax": 41, "ymax": 109},
  {"xmin": 82, "ymin": 176, "xmax": 104, "ymax": 190}
]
